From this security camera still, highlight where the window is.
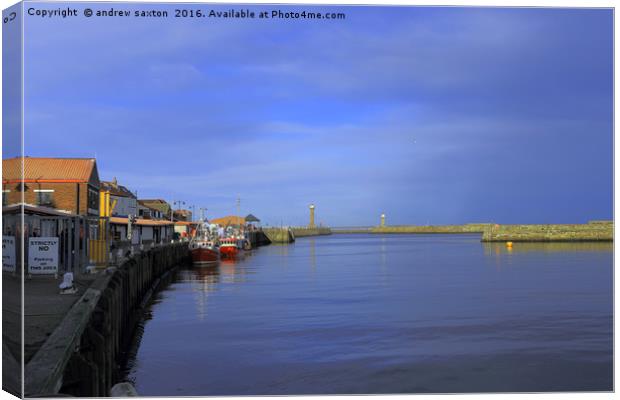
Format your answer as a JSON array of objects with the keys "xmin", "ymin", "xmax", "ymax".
[
  {"xmin": 34, "ymin": 189, "xmax": 54, "ymax": 207},
  {"xmin": 2, "ymin": 190, "xmax": 9, "ymax": 206},
  {"xmin": 87, "ymin": 187, "xmax": 98, "ymax": 212}
]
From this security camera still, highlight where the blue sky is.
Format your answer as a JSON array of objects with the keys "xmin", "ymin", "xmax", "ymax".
[{"xmin": 14, "ymin": 4, "xmax": 613, "ymax": 226}]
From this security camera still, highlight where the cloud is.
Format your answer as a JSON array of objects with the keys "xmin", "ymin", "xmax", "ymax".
[{"xmin": 21, "ymin": 6, "xmax": 613, "ymax": 225}]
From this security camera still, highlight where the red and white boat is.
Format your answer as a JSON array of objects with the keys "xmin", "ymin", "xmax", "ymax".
[
  {"xmin": 189, "ymin": 220, "xmax": 220, "ymax": 266},
  {"xmin": 219, "ymin": 237, "xmax": 239, "ymax": 259}
]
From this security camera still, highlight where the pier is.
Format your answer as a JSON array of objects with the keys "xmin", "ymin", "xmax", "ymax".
[
  {"xmin": 332, "ymin": 222, "xmax": 613, "ymax": 242},
  {"xmin": 291, "ymin": 226, "xmax": 332, "ymax": 238},
  {"xmin": 333, "ymin": 224, "xmax": 491, "ymax": 234},
  {"xmin": 24, "ymin": 243, "xmax": 189, "ymax": 397},
  {"xmin": 481, "ymin": 221, "xmax": 614, "ymax": 242},
  {"xmin": 261, "ymin": 227, "xmax": 332, "ymax": 244}
]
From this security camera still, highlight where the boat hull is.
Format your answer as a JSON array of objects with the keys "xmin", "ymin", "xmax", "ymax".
[
  {"xmin": 220, "ymin": 244, "xmax": 239, "ymax": 259},
  {"xmin": 190, "ymin": 247, "xmax": 219, "ymax": 265}
]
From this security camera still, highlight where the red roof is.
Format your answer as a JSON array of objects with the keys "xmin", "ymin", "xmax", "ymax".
[
  {"xmin": 210, "ymin": 215, "xmax": 245, "ymax": 225},
  {"xmin": 3, "ymin": 157, "xmax": 99, "ymax": 184}
]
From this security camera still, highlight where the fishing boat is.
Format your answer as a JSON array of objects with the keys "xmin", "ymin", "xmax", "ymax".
[
  {"xmin": 189, "ymin": 219, "xmax": 220, "ymax": 266},
  {"xmin": 219, "ymin": 237, "xmax": 239, "ymax": 259}
]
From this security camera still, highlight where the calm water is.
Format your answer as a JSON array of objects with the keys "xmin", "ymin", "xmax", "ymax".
[{"xmin": 124, "ymin": 234, "xmax": 613, "ymax": 394}]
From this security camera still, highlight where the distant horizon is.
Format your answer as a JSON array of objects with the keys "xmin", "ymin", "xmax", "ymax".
[
  {"xmin": 4, "ymin": 4, "xmax": 613, "ymax": 226},
  {"xmin": 5, "ymin": 152, "xmax": 611, "ymax": 227}
]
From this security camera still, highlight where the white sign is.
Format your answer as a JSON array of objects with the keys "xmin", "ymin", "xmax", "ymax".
[
  {"xmin": 28, "ymin": 237, "xmax": 59, "ymax": 275},
  {"xmin": 2, "ymin": 236, "xmax": 16, "ymax": 272}
]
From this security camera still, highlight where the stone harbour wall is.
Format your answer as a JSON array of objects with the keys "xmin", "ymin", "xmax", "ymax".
[
  {"xmin": 25, "ymin": 243, "xmax": 189, "ymax": 397},
  {"xmin": 481, "ymin": 221, "xmax": 613, "ymax": 242}
]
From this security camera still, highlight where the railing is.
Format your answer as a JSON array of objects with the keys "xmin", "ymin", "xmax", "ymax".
[
  {"xmin": 108, "ymin": 238, "xmax": 188, "ymax": 266},
  {"xmin": 3, "ymin": 212, "xmax": 93, "ymax": 276},
  {"xmin": 3, "ymin": 211, "xmax": 186, "ymax": 275}
]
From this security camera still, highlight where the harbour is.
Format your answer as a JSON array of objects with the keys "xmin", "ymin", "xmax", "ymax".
[
  {"xmin": 123, "ymin": 234, "xmax": 613, "ymax": 395},
  {"xmin": 3, "ymin": 3, "xmax": 614, "ymax": 397},
  {"xmin": 1, "ymin": 156, "xmax": 613, "ymax": 396}
]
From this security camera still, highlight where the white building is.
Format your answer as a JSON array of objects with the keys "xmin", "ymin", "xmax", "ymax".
[
  {"xmin": 110, "ymin": 216, "xmax": 175, "ymax": 251},
  {"xmin": 100, "ymin": 178, "xmax": 137, "ymax": 218}
]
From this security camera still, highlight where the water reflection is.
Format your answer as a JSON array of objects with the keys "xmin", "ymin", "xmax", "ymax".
[
  {"xmin": 309, "ymin": 238, "xmax": 316, "ymax": 270},
  {"xmin": 481, "ymin": 241, "xmax": 614, "ymax": 274},
  {"xmin": 483, "ymin": 241, "xmax": 613, "ymax": 255},
  {"xmin": 378, "ymin": 237, "xmax": 389, "ymax": 285},
  {"xmin": 272, "ymin": 243, "xmax": 290, "ymax": 256},
  {"xmin": 380, "ymin": 237, "xmax": 387, "ymax": 268},
  {"xmin": 178, "ymin": 267, "xmax": 220, "ymax": 320}
]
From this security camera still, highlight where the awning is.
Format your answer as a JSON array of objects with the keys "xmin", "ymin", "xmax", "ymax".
[{"xmin": 109, "ymin": 217, "xmax": 174, "ymax": 226}]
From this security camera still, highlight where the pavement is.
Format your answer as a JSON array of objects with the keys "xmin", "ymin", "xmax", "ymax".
[{"xmin": 3, "ymin": 272, "xmax": 98, "ymax": 367}]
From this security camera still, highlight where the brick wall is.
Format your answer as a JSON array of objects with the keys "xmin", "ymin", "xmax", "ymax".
[{"xmin": 2, "ymin": 181, "xmax": 99, "ymax": 216}]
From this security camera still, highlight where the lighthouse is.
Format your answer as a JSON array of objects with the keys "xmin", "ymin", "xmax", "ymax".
[
  {"xmin": 309, "ymin": 204, "xmax": 315, "ymax": 228},
  {"xmin": 381, "ymin": 213, "xmax": 386, "ymax": 227}
]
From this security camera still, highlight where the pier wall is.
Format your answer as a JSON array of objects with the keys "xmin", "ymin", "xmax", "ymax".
[
  {"xmin": 262, "ymin": 227, "xmax": 332, "ymax": 243},
  {"xmin": 333, "ymin": 224, "xmax": 491, "ymax": 234},
  {"xmin": 290, "ymin": 227, "xmax": 332, "ymax": 238},
  {"xmin": 481, "ymin": 221, "xmax": 613, "ymax": 242},
  {"xmin": 262, "ymin": 228, "xmax": 295, "ymax": 243},
  {"xmin": 333, "ymin": 222, "xmax": 613, "ymax": 242},
  {"xmin": 247, "ymin": 230, "xmax": 271, "ymax": 247},
  {"xmin": 371, "ymin": 224, "xmax": 491, "ymax": 234},
  {"xmin": 25, "ymin": 243, "xmax": 189, "ymax": 397}
]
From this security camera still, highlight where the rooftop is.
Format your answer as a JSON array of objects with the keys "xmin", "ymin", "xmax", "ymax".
[
  {"xmin": 210, "ymin": 215, "xmax": 246, "ymax": 226},
  {"xmin": 101, "ymin": 178, "xmax": 136, "ymax": 198},
  {"xmin": 2, "ymin": 157, "xmax": 99, "ymax": 184},
  {"xmin": 138, "ymin": 199, "xmax": 171, "ymax": 213}
]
